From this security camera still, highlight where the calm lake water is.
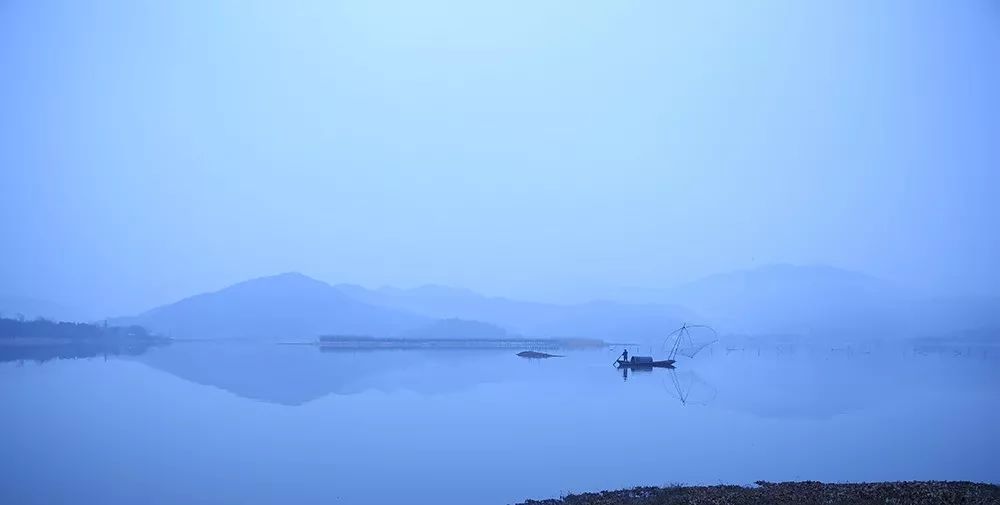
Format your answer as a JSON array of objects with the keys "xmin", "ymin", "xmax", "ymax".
[{"xmin": 1, "ymin": 342, "xmax": 998, "ymax": 504}]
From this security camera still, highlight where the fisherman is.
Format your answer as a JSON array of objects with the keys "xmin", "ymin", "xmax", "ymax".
[{"xmin": 620, "ymin": 348, "xmax": 629, "ymax": 363}]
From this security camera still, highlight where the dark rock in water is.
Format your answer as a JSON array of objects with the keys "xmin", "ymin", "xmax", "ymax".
[{"xmin": 516, "ymin": 351, "xmax": 563, "ymax": 359}]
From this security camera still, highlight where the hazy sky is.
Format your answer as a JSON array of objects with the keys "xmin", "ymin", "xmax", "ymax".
[{"xmin": 2, "ymin": 0, "xmax": 998, "ymax": 316}]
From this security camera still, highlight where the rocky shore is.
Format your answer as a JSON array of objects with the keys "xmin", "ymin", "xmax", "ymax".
[{"xmin": 515, "ymin": 481, "xmax": 1000, "ymax": 505}]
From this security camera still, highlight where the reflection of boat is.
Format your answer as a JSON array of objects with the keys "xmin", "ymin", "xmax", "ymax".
[{"xmin": 614, "ymin": 356, "xmax": 675, "ymax": 369}]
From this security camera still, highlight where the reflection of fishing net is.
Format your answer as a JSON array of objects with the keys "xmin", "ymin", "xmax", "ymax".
[
  {"xmin": 663, "ymin": 324, "xmax": 717, "ymax": 359},
  {"xmin": 663, "ymin": 369, "xmax": 717, "ymax": 406}
]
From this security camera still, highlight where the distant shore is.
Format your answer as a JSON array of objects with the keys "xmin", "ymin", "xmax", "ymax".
[
  {"xmin": 0, "ymin": 317, "xmax": 169, "ymax": 363},
  {"xmin": 315, "ymin": 335, "xmax": 605, "ymax": 351},
  {"xmin": 514, "ymin": 481, "xmax": 1000, "ymax": 505}
]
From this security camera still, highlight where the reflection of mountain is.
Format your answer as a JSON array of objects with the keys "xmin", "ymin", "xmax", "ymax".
[
  {"xmin": 696, "ymin": 350, "xmax": 939, "ymax": 420},
  {"xmin": 691, "ymin": 354, "xmax": 874, "ymax": 419},
  {"xmin": 618, "ymin": 346, "xmax": 954, "ymax": 419},
  {"xmin": 133, "ymin": 342, "xmax": 523, "ymax": 405}
]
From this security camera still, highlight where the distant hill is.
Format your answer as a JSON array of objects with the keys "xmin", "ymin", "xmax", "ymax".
[
  {"xmin": 333, "ymin": 283, "xmax": 695, "ymax": 342},
  {"xmin": 96, "ymin": 265, "xmax": 1000, "ymax": 342},
  {"xmin": 118, "ymin": 273, "xmax": 694, "ymax": 342},
  {"xmin": 116, "ymin": 273, "xmax": 427, "ymax": 340},
  {"xmin": 401, "ymin": 318, "xmax": 510, "ymax": 339},
  {"xmin": 0, "ymin": 295, "xmax": 91, "ymax": 322},
  {"xmin": 661, "ymin": 264, "xmax": 999, "ymax": 338},
  {"xmin": 664, "ymin": 264, "xmax": 898, "ymax": 335}
]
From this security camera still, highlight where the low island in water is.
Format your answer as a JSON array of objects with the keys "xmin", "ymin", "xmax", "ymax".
[
  {"xmin": 316, "ymin": 334, "xmax": 604, "ymax": 351},
  {"xmin": 0, "ymin": 317, "xmax": 169, "ymax": 363}
]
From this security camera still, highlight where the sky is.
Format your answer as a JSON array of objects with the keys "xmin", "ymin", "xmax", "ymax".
[{"xmin": 1, "ymin": 0, "xmax": 999, "ymax": 317}]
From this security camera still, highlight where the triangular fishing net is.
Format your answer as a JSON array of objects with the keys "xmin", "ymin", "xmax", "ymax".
[{"xmin": 663, "ymin": 324, "xmax": 718, "ymax": 359}]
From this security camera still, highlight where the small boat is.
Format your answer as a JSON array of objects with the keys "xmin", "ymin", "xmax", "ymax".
[
  {"xmin": 614, "ymin": 356, "xmax": 675, "ymax": 369},
  {"xmin": 611, "ymin": 323, "xmax": 715, "ymax": 375}
]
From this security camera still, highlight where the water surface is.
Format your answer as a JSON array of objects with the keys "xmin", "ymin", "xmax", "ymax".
[{"xmin": 1, "ymin": 342, "xmax": 997, "ymax": 504}]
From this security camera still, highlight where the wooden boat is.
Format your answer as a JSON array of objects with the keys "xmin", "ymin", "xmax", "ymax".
[
  {"xmin": 612, "ymin": 323, "xmax": 715, "ymax": 373},
  {"xmin": 614, "ymin": 356, "xmax": 675, "ymax": 369}
]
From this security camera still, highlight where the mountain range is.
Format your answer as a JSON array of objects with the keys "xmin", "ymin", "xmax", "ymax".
[
  {"xmin": 113, "ymin": 272, "xmax": 692, "ymax": 342},
  {"xmin": 21, "ymin": 264, "xmax": 1000, "ymax": 342},
  {"xmin": 112, "ymin": 273, "xmax": 424, "ymax": 340},
  {"xmin": 661, "ymin": 264, "xmax": 999, "ymax": 338}
]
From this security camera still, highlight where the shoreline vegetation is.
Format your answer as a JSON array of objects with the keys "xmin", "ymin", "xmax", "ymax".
[
  {"xmin": 316, "ymin": 335, "xmax": 606, "ymax": 351},
  {"xmin": 0, "ymin": 317, "xmax": 169, "ymax": 363},
  {"xmin": 515, "ymin": 481, "xmax": 1000, "ymax": 505}
]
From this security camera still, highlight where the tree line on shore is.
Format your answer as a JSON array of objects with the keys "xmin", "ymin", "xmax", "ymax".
[
  {"xmin": 0, "ymin": 316, "xmax": 168, "ymax": 363},
  {"xmin": 0, "ymin": 316, "xmax": 159, "ymax": 341}
]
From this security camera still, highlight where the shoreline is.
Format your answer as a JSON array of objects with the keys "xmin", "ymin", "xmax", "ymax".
[
  {"xmin": 515, "ymin": 481, "xmax": 1000, "ymax": 505},
  {"xmin": 315, "ymin": 336, "xmax": 606, "ymax": 351}
]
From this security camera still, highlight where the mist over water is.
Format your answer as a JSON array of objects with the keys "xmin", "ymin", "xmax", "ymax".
[
  {"xmin": 2, "ymin": 0, "xmax": 999, "ymax": 503},
  {"xmin": 2, "ymin": 343, "xmax": 997, "ymax": 505},
  {"xmin": 2, "ymin": 0, "xmax": 1000, "ymax": 317}
]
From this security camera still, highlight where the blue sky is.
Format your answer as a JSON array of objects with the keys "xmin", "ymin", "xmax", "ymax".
[{"xmin": 1, "ymin": 0, "xmax": 998, "ymax": 315}]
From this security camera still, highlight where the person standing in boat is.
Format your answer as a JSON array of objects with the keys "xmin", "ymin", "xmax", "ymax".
[{"xmin": 620, "ymin": 348, "xmax": 629, "ymax": 363}]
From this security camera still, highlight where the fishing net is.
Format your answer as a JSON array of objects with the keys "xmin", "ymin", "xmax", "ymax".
[{"xmin": 662, "ymin": 324, "xmax": 718, "ymax": 359}]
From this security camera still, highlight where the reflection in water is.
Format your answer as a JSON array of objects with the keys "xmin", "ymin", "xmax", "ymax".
[
  {"xmin": 132, "ymin": 342, "xmax": 549, "ymax": 405},
  {"xmin": 615, "ymin": 360, "xmax": 718, "ymax": 407},
  {"xmin": 665, "ymin": 368, "xmax": 717, "ymax": 406},
  {"xmin": 0, "ymin": 317, "xmax": 169, "ymax": 364},
  {"xmin": 130, "ymin": 341, "xmax": 1000, "ymax": 418},
  {"xmin": 616, "ymin": 359, "xmax": 675, "ymax": 381},
  {"xmin": 0, "ymin": 339, "xmax": 165, "ymax": 364},
  {"xmin": 2, "ymin": 342, "xmax": 998, "ymax": 505}
]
